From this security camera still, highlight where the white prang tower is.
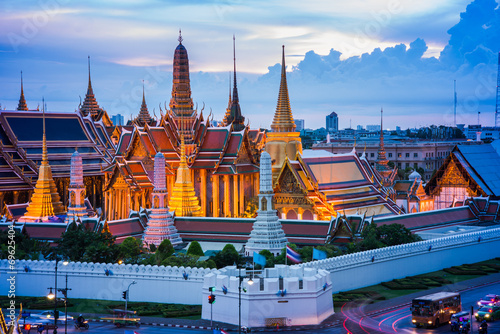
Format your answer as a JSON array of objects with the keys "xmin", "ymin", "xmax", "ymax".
[
  {"xmin": 245, "ymin": 151, "xmax": 287, "ymax": 256},
  {"xmin": 65, "ymin": 149, "xmax": 87, "ymax": 224},
  {"xmin": 143, "ymin": 152, "xmax": 182, "ymax": 247}
]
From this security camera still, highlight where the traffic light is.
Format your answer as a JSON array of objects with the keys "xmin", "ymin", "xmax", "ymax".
[
  {"xmin": 25, "ymin": 324, "xmax": 31, "ymax": 331},
  {"xmin": 122, "ymin": 290, "xmax": 127, "ymax": 300},
  {"xmin": 208, "ymin": 294, "xmax": 216, "ymax": 304}
]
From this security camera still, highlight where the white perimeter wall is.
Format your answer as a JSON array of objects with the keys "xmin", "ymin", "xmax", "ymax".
[
  {"xmin": 296, "ymin": 227, "xmax": 500, "ymax": 293},
  {"xmin": 2, "ymin": 227, "xmax": 500, "ymax": 306},
  {"xmin": 0, "ymin": 260, "xmax": 215, "ymax": 305}
]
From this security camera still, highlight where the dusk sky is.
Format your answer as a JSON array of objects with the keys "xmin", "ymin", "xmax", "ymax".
[{"xmin": 1, "ymin": 0, "xmax": 499, "ymax": 130}]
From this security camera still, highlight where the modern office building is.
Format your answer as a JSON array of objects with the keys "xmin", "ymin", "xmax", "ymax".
[
  {"xmin": 326, "ymin": 111, "xmax": 338, "ymax": 132},
  {"xmin": 111, "ymin": 114, "xmax": 124, "ymax": 126},
  {"xmin": 294, "ymin": 119, "xmax": 305, "ymax": 132}
]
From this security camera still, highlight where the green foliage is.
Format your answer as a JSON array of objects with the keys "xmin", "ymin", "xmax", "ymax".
[
  {"xmin": 256, "ymin": 249, "xmax": 274, "ymax": 268},
  {"xmin": 149, "ymin": 243, "xmax": 157, "ymax": 252},
  {"xmin": 381, "ymin": 276, "xmax": 452, "ymax": 290},
  {"xmin": 0, "ymin": 230, "xmax": 51, "ymax": 260},
  {"xmin": 376, "ymin": 224, "xmax": 422, "ymax": 246},
  {"xmin": 211, "ymin": 244, "xmax": 241, "ymax": 268},
  {"xmin": 119, "ymin": 237, "xmax": 144, "ymax": 264},
  {"xmin": 155, "ymin": 239, "xmax": 174, "ymax": 265},
  {"xmin": 58, "ymin": 224, "xmax": 118, "ymax": 263},
  {"xmin": 187, "ymin": 241, "xmax": 204, "ymax": 257}
]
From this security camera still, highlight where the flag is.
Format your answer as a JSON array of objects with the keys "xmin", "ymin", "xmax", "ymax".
[
  {"xmin": 253, "ymin": 252, "xmax": 266, "ymax": 267},
  {"xmin": 221, "ymin": 330, "xmax": 229, "ymax": 334},
  {"xmin": 286, "ymin": 245, "xmax": 302, "ymax": 263},
  {"xmin": 312, "ymin": 248, "xmax": 327, "ymax": 260}
]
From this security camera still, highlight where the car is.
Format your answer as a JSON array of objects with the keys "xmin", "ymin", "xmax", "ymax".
[
  {"xmin": 31, "ymin": 311, "xmax": 74, "ymax": 322},
  {"xmin": 475, "ymin": 306, "xmax": 500, "ymax": 322},
  {"xmin": 477, "ymin": 294, "xmax": 500, "ymax": 307}
]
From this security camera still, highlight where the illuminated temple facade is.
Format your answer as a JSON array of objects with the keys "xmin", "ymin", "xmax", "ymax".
[{"xmin": 104, "ymin": 34, "xmax": 265, "ymax": 219}]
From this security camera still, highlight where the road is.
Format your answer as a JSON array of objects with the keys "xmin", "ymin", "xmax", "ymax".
[
  {"xmin": 20, "ymin": 280, "xmax": 500, "ymax": 334},
  {"xmin": 340, "ymin": 281, "xmax": 500, "ymax": 333}
]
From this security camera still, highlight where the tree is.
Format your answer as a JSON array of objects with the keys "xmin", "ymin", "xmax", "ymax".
[
  {"xmin": 187, "ymin": 241, "xmax": 204, "ymax": 257},
  {"xmin": 58, "ymin": 224, "xmax": 118, "ymax": 263},
  {"xmin": 376, "ymin": 224, "xmax": 422, "ymax": 246},
  {"xmin": 155, "ymin": 239, "xmax": 174, "ymax": 265},
  {"xmin": 258, "ymin": 249, "xmax": 274, "ymax": 268},
  {"xmin": 211, "ymin": 244, "xmax": 241, "ymax": 268},
  {"xmin": 119, "ymin": 237, "xmax": 144, "ymax": 264},
  {"xmin": 0, "ymin": 230, "xmax": 51, "ymax": 260}
]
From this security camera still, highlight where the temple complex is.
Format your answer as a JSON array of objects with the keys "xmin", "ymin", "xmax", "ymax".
[{"xmin": 104, "ymin": 33, "xmax": 263, "ymax": 220}]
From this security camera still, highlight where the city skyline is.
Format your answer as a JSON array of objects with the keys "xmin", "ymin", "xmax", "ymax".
[{"xmin": 1, "ymin": 0, "xmax": 499, "ymax": 129}]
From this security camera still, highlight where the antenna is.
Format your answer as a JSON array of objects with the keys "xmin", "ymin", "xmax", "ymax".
[
  {"xmin": 454, "ymin": 79, "xmax": 457, "ymax": 127},
  {"xmin": 495, "ymin": 52, "xmax": 500, "ymax": 127}
]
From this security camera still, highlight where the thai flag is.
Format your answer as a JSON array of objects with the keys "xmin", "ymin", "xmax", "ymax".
[{"xmin": 286, "ymin": 245, "xmax": 302, "ymax": 263}]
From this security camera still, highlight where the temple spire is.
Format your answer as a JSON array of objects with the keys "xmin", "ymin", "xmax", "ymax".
[
  {"xmin": 17, "ymin": 71, "xmax": 28, "ymax": 111},
  {"xmin": 375, "ymin": 108, "xmax": 392, "ymax": 181},
  {"xmin": 135, "ymin": 80, "xmax": 152, "ymax": 126},
  {"xmin": 271, "ymin": 45, "xmax": 296, "ymax": 132},
  {"xmin": 226, "ymin": 35, "xmax": 245, "ymax": 131},
  {"xmin": 79, "ymin": 56, "xmax": 103, "ymax": 119},
  {"xmin": 21, "ymin": 102, "xmax": 66, "ymax": 221}
]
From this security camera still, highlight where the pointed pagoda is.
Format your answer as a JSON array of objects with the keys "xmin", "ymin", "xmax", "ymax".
[
  {"xmin": 222, "ymin": 72, "xmax": 232, "ymax": 125},
  {"xmin": 17, "ymin": 71, "xmax": 28, "ymax": 111},
  {"xmin": 169, "ymin": 30, "xmax": 197, "ymax": 143},
  {"xmin": 20, "ymin": 108, "xmax": 66, "ymax": 222},
  {"xmin": 222, "ymin": 36, "xmax": 245, "ymax": 131},
  {"xmin": 65, "ymin": 149, "xmax": 88, "ymax": 223},
  {"xmin": 168, "ymin": 132, "xmax": 202, "ymax": 217},
  {"xmin": 245, "ymin": 150, "xmax": 287, "ymax": 256},
  {"xmin": 143, "ymin": 152, "xmax": 182, "ymax": 246},
  {"xmin": 375, "ymin": 109, "xmax": 396, "ymax": 187},
  {"xmin": 134, "ymin": 83, "xmax": 154, "ymax": 126},
  {"xmin": 79, "ymin": 56, "xmax": 112, "ymax": 126},
  {"xmin": 265, "ymin": 45, "xmax": 302, "ymax": 177}
]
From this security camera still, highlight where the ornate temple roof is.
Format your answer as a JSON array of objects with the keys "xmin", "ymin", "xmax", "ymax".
[
  {"xmin": 271, "ymin": 46, "xmax": 296, "ymax": 133},
  {"xmin": 426, "ymin": 143, "xmax": 500, "ymax": 198},
  {"xmin": 0, "ymin": 110, "xmax": 115, "ymax": 191},
  {"xmin": 223, "ymin": 36, "xmax": 245, "ymax": 131},
  {"xmin": 275, "ymin": 149, "xmax": 401, "ymax": 219},
  {"xmin": 133, "ymin": 84, "xmax": 155, "ymax": 127}
]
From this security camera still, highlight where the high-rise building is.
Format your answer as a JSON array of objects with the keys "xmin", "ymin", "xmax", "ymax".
[
  {"xmin": 294, "ymin": 119, "xmax": 304, "ymax": 132},
  {"xmin": 111, "ymin": 114, "xmax": 124, "ymax": 126},
  {"xmin": 326, "ymin": 111, "xmax": 338, "ymax": 132}
]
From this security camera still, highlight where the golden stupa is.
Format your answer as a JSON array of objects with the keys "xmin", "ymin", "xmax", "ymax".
[
  {"xmin": 168, "ymin": 133, "xmax": 202, "ymax": 217},
  {"xmin": 21, "ymin": 109, "xmax": 66, "ymax": 221}
]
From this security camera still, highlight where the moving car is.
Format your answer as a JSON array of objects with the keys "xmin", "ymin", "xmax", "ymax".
[
  {"xmin": 475, "ymin": 306, "xmax": 500, "ymax": 322},
  {"xmin": 31, "ymin": 311, "xmax": 74, "ymax": 322},
  {"xmin": 477, "ymin": 294, "xmax": 500, "ymax": 307}
]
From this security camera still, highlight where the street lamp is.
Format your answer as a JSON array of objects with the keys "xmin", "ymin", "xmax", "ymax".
[
  {"xmin": 46, "ymin": 257, "xmax": 69, "ymax": 334},
  {"xmin": 238, "ymin": 268, "xmax": 253, "ymax": 334}
]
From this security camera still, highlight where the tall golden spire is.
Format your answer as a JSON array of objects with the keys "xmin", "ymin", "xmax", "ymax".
[
  {"xmin": 271, "ymin": 45, "xmax": 296, "ymax": 133},
  {"xmin": 22, "ymin": 105, "xmax": 66, "ymax": 221},
  {"xmin": 17, "ymin": 71, "xmax": 28, "ymax": 111},
  {"xmin": 135, "ymin": 81, "xmax": 153, "ymax": 126},
  {"xmin": 375, "ymin": 108, "xmax": 393, "ymax": 183},
  {"xmin": 168, "ymin": 113, "xmax": 202, "ymax": 217},
  {"xmin": 79, "ymin": 56, "xmax": 103, "ymax": 119}
]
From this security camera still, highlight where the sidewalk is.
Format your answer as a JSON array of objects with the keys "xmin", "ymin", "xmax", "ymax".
[{"xmin": 38, "ymin": 272, "xmax": 500, "ymax": 332}]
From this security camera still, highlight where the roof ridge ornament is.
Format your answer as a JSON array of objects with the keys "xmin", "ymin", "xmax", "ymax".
[{"xmin": 178, "ymin": 29, "xmax": 183, "ymax": 44}]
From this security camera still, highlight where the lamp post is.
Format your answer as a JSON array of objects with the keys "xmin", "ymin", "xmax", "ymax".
[
  {"xmin": 238, "ymin": 268, "xmax": 253, "ymax": 334},
  {"xmin": 47, "ymin": 258, "xmax": 69, "ymax": 334}
]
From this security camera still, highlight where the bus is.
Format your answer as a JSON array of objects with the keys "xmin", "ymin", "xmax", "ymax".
[{"xmin": 411, "ymin": 292, "xmax": 461, "ymax": 328}]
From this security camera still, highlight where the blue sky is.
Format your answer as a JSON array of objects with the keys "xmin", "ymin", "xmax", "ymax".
[{"xmin": 0, "ymin": 0, "xmax": 499, "ymax": 130}]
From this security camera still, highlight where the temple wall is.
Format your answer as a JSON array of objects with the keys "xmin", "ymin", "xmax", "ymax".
[
  {"xmin": 296, "ymin": 227, "xmax": 500, "ymax": 293},
  {"xmin": 0, "ymin": 260, "xmax": 214, "ymax": 305}
]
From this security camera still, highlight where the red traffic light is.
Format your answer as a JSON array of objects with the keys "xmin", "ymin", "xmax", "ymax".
[
  {"xmin": 208, "ymin": 294, "xmax": 216, "ymax": 304},
  {"xmin": 25, "ymin": 324, "xmax": 31, "ymax": 330}
]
